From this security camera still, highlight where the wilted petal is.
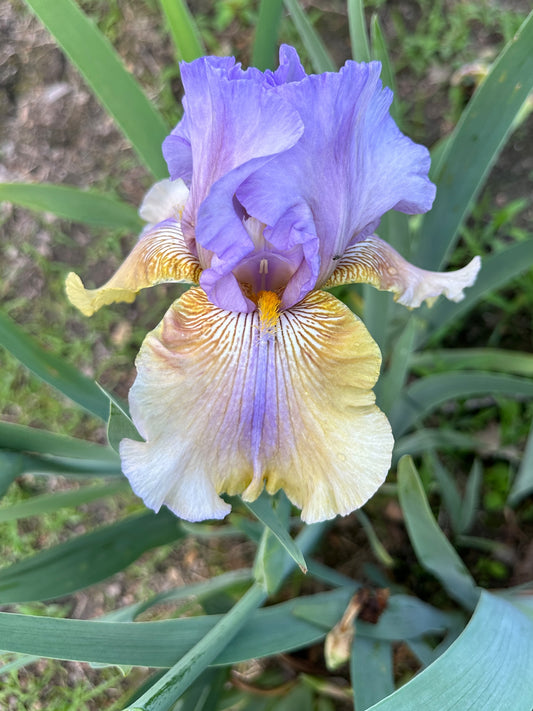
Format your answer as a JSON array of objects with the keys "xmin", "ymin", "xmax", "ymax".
[
  {"xmin": 120, "ymin": 288, "xmax": 392, "ymax": 523},
  {"xmin": 324, "ymin": 235, "xmax": 481, "ymax": 307},
  {"xmin": 66, "ymin": 219, "xmax": 201, "ymax": 316}
]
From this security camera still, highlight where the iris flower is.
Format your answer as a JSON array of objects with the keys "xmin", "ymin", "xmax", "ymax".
[{"xmin": 66, "ymin": 47, "xmax": 480, "ymax": 523}]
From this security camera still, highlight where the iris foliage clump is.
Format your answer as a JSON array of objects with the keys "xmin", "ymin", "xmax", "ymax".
[{"xmin": 0, "ymin": 0, "xmax": 533, "ymax": 709}]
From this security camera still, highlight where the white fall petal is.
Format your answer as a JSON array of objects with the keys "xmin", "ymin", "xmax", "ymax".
[{"xmin": 120, "ymin": 287, "xmax": 393, "ymax": 523}]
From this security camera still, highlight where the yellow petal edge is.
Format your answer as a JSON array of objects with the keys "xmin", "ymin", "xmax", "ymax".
[{"xmin": 66, "ymin": 221, "xmax": 201, "ymax": 317}]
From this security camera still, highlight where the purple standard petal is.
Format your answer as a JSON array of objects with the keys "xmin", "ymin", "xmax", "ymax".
[
  {"xmin": 264, "ymin": 44, "xmax": 308, "ymax": 86},
  {"xmin": 164, "ymin": 55, "xmax": 304, "ymax": 312},
  {"xmin": 238, "ymin": 60, "xmax": 436, "ymax": 298}
]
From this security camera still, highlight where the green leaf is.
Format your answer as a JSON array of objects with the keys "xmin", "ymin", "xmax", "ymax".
[
  {"xmin": 391, "ymin": 372, "xmax": 533, "ymax": 438},
  {"xmin": 168, "ymin": 668, "xmax": 228, "ymax": 711},
  {"xmin": 0, "ymin": 183, "xmax": 142, "ymax": 230},
  {"xmin": 348, "ymin": 0, "xmax": 370, "ymax": 62},
  {"xmin": 397, "ymin": 457, "xmax": 479, "ymax": 610},
  {"xmin": 393, "ymin": 429, "xmax": 481, "ymax": 465},
  {"xmin": 23, "ymin": 0, "xmax": 169, "ymax": 178},
  {"xmin": 458, "ymin": 460, "xmax": 483, "ymax": 534},
  {"xmin": 419, "ymin": 240, "xmax": 533, "ymax": 345},
  {"xmin": 125, "ymin": 583, "xmax": 267, "ymax": 711},
  {"xmin": 430, "ymin": 454, "xmax": 463, "ymax": 534},
  {"xmin": 412, "ymin": 348, "xmax": 533, "ymax": 377},
  {"xmin": 0, "ymin": 311, "xmax": 109, "ymax": 420},
  {"xmin": 0, "ymin": 588, "xmax": 349, "ymax": 667},
  {"xmin": 370, "ymin": 14, "xmax": 397, "ymax": 117},
  {"xmin": 0, "ymin": 421, "xmax": 119, "ymax": 464},
  {"xmin": 1, "ymin": 451, "xmax": 122, "ymax": 478},
  {"xmin": 0, "ymin": 510, "xmax": 183, "ymax": 603},
  {"xmin": 508, "ymin": 418, "xmax": 533, "ymax": 506},
  {"xmin": 295, "ymin": 593, "xmax": 459, "ymax": 641},
  {"xmin": 416, "ymin": 10, "xmax": 533, "ymax": 269},
  {"xmin": 356, "ymin": 511, "xmax": 393, "ymax": 568},
  {"xmin": 244, "ymin": 491, "xmax": 307, "ymax": 574},
  {"xmin": 351, "ymin": 637, "xmax": 393, "ymax": 710},
  {"xmin": 0, "ymin": 653, "xmax": 40, "ymax": 676},
  {"xmin": 104, "ymin": 569, "xmax": 251, "ymax": 622},
  {"xmin": 158, "ymin": 0, "xmax": 205, "ymax": 63},
  {"xmin": 270, "ymin": 684, "xmax": 314, "ymax": 710},
  {"xmin": 0, "ymin": 452, "xmax": 25, "ymax": 499},
  {"xmin": 357, "ymin": 595, "xmax": 462, "ymax": 642},
  {"xmin": 252, "ymin": 0, "xmax": 284, "ymax": 70},
  {"xmin": 283, "ymin": 0, "xmax": 336, "ymax": 72},
  {"xmin": 107, "ymin": 400, "xmax": 142, "ymax": 453},
  {"xmin": 377, "ymin": 316, "xmax": 418, "ymax": 414},
  {"xmin": 366, "ymin": 592, "xmax": 533, "ymax": 711},
  {"xmin": 0, "ymin": 480, "xmax": 127, "ymax": 523}
]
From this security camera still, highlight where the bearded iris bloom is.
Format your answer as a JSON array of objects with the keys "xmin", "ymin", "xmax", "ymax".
[{"xmin": 66, "ymin": 46, "xmax": 480, "ymax": 523}]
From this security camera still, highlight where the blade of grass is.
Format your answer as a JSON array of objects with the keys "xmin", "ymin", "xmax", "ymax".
[
  {"xmin": 416, "ymin": 10, "xmax": 533, "ymax": 269},
  {"xmin": 283, "ymin": 0, "xmax": 336, "ymax": 72},
  {"xmin": 397, "ymin": 457, "xmax": 479, "ymax": 610},
  {"xmin": 23, "ymin": 0, "xmax": 169, "ymax": 178},
  {"xmin": 158, "ymin": 0, "xmax": 205, "ymax": 63},
  {"xmin": 252, "ymin": 0, "xmax": 284, "ymax": 70},
  {"xmin": 0, "ymin": 311, "xmax": 109, "ymax": 420},
  {"xmin": 0, "ymin": 183, "xmax": 142, "ymax": 230},
  {"xmin": 348, "ymin": 0, "xmax": 370, "ymax": 62},
  {"xmin": 391, "ymin": 372, "xmax": 533, "ymax": 438}
]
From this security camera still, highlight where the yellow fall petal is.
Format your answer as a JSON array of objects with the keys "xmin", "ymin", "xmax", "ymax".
[
  {"xmin": 120, "ymin": 287, "xmax": 393, "ymax": 523},
  {"xmin": 324, "ymin": 235, "xmax": 480, "ymax": 307},
  {"xmin": 66, "ymin": 220, "xmax": 201, "ymax": 316}
]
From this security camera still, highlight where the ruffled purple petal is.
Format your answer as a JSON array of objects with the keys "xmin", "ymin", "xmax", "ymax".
[
  {"xmin": 238, "ymin": 60, "xmax": 436, "ymax": 297},
  {"xmin": 264, "ymin": 44, "xmax": 307, "ymax": 86},
  {"xmin": 163, "ymin": 55, "xmax": 304, "ymax": 311}
]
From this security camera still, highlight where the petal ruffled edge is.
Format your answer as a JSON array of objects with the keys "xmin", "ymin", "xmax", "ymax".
[
  {"xmin": 66, "ymin": 219, "xmax": 201, "ymax": 316},
  {"xmin": 324, "ymin": 235, "xmax": 481, "ymax": 307},
  {"xmin": 120, "ymin": 287, "xmax": 393, "ymax": 523}
]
